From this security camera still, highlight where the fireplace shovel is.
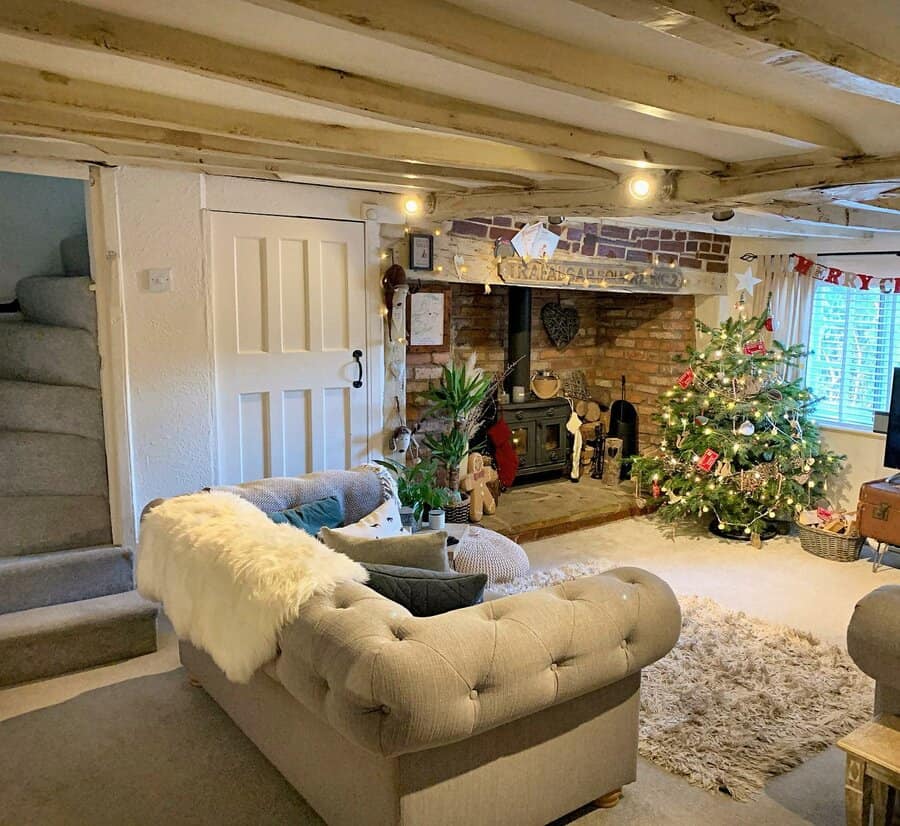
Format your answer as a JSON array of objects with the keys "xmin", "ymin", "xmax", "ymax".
[{"xmin": 607, "ymin": 375, "xmax": 638, "ymax": 480}]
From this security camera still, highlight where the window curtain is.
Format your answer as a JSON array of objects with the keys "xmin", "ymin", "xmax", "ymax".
[{"xmin": 751, "ymin": 253, "xmax": 816, "ymax": 382}]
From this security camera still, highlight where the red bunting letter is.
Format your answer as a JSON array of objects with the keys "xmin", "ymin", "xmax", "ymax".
[{"xmin": 856, "ymin": 273, "xmax": 874, "ymax": 291}]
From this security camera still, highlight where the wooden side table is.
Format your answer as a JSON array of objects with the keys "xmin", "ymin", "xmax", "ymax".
[{"xmin": 837, "ymin": 714, "xmax": 899, "ymax": 826}]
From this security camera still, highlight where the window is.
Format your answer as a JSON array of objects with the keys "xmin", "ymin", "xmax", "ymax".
[{"xmin": 806, "ymin": 277, "xmax": 899, "ymax": 429}]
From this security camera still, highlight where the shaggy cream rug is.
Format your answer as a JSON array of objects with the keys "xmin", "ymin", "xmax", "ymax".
[
  {"xmin": 498, "ymin": 562, "xmax": 873, "ymax": 801},
  {"xmin": 639, "ymin": 595, "xmax": 873, "ymax": 801}
]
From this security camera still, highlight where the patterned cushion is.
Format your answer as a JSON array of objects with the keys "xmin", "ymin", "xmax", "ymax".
[
  {"xmin": 324, "ymin": 498, "xmax": 403, "ymax": 540},
  {"xmin": 362, "ymin": 563, "xmax": 487, "ymax": 617}
]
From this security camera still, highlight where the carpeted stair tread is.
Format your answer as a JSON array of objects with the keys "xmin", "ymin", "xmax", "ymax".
[
  {"xmin": 0, "ymin": 495, "xmax": 112, "ymax": 557},
  {"xmin": 0, "ymin": 591, "xmax": 158, "ymax": 687},
  {"xmin": 0, "ymin": 380, "xmax": 104, "ymax": 440},
  {"xmin": 0, "ymin": 432, "xmax": 108, "ymax": 497},
  {"xmin": 0, "ymin": 546, "xmax": 133, "ymax": 615},
  {"xmin": 16, "ymin": 275, "xmax": 97, "ymax": 333},
  {"xmin": 0, "ymin": 322, "xmax": 100, "ymax": 388}
]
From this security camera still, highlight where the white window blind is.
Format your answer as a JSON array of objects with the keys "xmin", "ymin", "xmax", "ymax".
[{"xmin": 806, "ymin": 281, "xmax": 899, "ymax": 428}]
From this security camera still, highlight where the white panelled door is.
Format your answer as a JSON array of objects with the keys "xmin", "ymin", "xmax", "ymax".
[{"xmin": 210, "ymin": 211, "xmax": 369, "ymax": 484}]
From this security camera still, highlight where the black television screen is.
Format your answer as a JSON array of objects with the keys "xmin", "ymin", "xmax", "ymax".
[{"xmin": 886, "ymin": 367, "xmax": 900, "ymax": 470}]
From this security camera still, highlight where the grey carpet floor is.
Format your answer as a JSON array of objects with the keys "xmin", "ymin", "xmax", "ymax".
[
  {"xmin": 0, "ymin": 669, "xmax": 318, "ymax": 826},
  {"xmin": 0, "ymin": 665, "xmax": 851, "ymax": 826}
]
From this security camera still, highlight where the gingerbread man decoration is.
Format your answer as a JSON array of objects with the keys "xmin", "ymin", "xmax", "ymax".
[{"xmin": 460, "ymin": 452, "xmax": 498, "ymax": 523}]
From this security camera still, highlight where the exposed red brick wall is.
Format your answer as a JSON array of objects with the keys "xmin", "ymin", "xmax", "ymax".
[
  {"xmin": 450, "ymin": 217, "xmax": 731, "ymax": 273},
  {"xmin": 407, "ymin": 284, "xmax": 696, "ymax": 444}
]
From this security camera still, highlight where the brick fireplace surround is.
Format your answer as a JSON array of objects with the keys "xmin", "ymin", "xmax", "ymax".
[
  {"xmin": 405, "ymin": 218, "xmax": 729, "ymax": 448},
  {"xmin": 407, "ymin": 285, "xmax": 696, "ymax": 446}
]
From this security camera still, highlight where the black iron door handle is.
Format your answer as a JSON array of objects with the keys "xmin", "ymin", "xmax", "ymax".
[{"xmin": 352, "ymin": 349, "xmax": 364, "ymax": 388}]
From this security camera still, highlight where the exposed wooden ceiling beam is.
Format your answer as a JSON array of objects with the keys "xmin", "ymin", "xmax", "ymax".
[
  {"xmin": 0, "ymin": 129, "xmax": 472, "ymax": 191},
  {"xmin": 253, "ymin": 0, "xmax": 854, "ymax": 152},
  {"xmin": 573, "ymin": 0, "xmax": 900, "ymax": 103},
  {"xmin": 0, "ymin": 62, "xmax": 612, "ymax": 183},
  {"xmin": 428, "ymin": 155, "xmax": 900, "ymax": 219},
  {"xmin": 0, "ymin": 0, "xmax": 722, "ymax": 172},
  {"xmin": 0, "ymin": 134, "xmax": 412, "ymax": 189},
  {"xmin": 746, "ymin": 203, "xmax": 900, "ymax": 232},
  {"xmin": 0, "ymin": 100, "xmax": 540, "ymax": 188}
]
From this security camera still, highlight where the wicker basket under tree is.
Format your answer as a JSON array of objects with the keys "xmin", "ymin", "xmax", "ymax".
[{"xmin": 795, "ymin": 519, "xmax": 863, "ymax": 562}]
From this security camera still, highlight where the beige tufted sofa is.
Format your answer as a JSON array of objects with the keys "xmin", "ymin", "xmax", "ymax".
[{"xmin": 171, "ymin": 472, "xmax": 682, "ymax": 825}]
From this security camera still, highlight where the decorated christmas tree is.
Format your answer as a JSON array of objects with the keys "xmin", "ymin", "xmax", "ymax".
[{"xmin": 632, "ymin": 297, "xmax": 844, "ymax": 541}]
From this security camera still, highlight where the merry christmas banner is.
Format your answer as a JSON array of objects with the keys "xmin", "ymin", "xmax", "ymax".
[{"xmin": 792, "ymin": 254, "xmax": 900, "ymax": 294}]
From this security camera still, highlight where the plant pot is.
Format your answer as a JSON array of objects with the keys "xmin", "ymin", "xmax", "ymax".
[
  {"xmin": 427, "ymin": 508, "xmax": 446, "ymax": 531},
  {"xmin": 445, "ymin": 494, "xmax": 471, "ymax": 524},
  {"xmin": 399, "ymin": 506, "xmax": 418, "ymax": 533}
]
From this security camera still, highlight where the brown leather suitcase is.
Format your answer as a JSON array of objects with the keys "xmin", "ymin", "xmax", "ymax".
[{"xmin": 857, "ymin": 479, "xmax": 900, "ymax": 546}]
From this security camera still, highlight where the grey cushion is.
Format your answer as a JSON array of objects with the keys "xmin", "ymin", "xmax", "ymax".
[
  {"xmin": 319, "ymin": 529, "xmax": 450, "ymax": 572},
  {"xmin": 362, "ymin": 563, "xmax": 486, "ymax": 617}
]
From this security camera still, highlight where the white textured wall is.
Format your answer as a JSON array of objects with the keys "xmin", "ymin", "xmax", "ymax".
[
  {"xmin": 0, "ymin": 171, "xmax": 87, "ymax": 300},
  {"xmin": 112, "ymin": 169, "xmax": 392, "ymax": 523},
  {"xmin": 116, "ymin": 167, "xmax": 215, "ymax": 512}
]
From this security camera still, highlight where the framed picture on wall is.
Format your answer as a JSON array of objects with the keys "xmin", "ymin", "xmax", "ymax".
[
  {"xmin": 408, "ymin": 233, "xmax": 434, "ymax": 271},
  {"xmin": 407, "ymin": 286, "xmax": 450, "ymax": 353}
]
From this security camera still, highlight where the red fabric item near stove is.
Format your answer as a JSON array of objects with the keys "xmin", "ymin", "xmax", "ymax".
[{"xmin": 487, "ymin": 415, "xmax": 519, "ymax": 488}]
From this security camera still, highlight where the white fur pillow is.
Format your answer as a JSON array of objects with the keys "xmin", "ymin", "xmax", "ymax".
[{"xmin": 323, "ymin": 497, "xmax": 404, "ymax": 540}]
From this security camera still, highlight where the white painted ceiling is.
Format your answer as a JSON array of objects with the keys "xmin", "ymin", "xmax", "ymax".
[{"xmin": 1, "ymin": 0, "xmax": 899, "ymax": 238}]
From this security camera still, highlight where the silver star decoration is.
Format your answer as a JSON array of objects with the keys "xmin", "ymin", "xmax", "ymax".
[{"xmin": 734, "ymin": 265, "xmax": 762, "ymax": 296}]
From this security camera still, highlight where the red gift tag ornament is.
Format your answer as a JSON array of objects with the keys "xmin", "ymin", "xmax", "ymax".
[
  {"xmin": 743, "ymin": 340, "xmax": 767, "ymax": 356},
  {"xmin": 677, "ymin": 368, "xmax": 694, "ymax": 389},
  {"xmin": 697, "ymin": 448, "xmax": 719, "ymax": 473},
  {"xmin": 764, "ymin": 315, "xmax": 775, "ymax": 332}
]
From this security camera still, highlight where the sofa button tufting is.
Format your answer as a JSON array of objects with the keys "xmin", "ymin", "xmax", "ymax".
[
  {"xmin": 550, "ymin": 663, "xmax": 559, "ymax": 672},
  {"xmin": 620, "ymin": 640, "xmax": 628, "ymax": 649},
  {"xmin": 469, "ymin": 689, "xmax": 479, "ymax": 700},
  {"xmin": 381, "ymin": 705, "xmax": 391, "ymax": 715}
]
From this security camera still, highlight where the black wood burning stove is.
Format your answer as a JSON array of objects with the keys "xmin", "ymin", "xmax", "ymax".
[{"xmin": 504, "ymin": 286, "xmax": 570, "ymax": 480}]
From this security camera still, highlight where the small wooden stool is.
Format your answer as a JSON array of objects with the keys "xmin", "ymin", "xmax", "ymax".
[{"xmin": 837, "ymin": 714, "xmax": 899, "ymax": 826}]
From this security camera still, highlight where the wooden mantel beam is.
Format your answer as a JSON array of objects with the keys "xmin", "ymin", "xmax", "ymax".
[
  {"xmin": 0, "ymin": 0, "xmax": 722, "ymax": 172},
  {"xmin": 0, "ymin": 63, "xmax": 611, "ymax": 184},
  {"xmin": 254, "ymin": 0, "xmax": 855, "ymax": 152},
  {"xmin": 573, "ymin": 0, "xmax": 900, "ymax": 103}
]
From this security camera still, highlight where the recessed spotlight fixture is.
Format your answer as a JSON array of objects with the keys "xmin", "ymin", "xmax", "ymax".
[
  {"xmin": 402, "ymin": 196, "xmax": 421, "ymax": 216},
  {"xmin": 712, "ymin": 208, "xmax": 735, "ymax": 222},
  {"xmin": 547, "ymin": 215, "xmax": 565, "ymax": 225},
  {"xmin": 627, "ymin": 175, "xmax": 653, "ymax": 200}
]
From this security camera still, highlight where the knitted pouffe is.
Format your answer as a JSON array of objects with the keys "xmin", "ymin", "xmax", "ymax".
[{"xmin": 452, "ymin": 527, "xmax": 530, "ymax": 584}]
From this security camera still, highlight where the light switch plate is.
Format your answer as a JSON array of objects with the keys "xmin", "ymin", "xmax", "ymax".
[{"xmin": 148, "ymin": 268, "xmax": 172, "ymax": 292}]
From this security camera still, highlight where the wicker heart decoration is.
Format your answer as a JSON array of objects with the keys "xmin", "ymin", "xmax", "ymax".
[{"xmin": 540, "ymin": 302, "xmax": 580, "ymax": 349}]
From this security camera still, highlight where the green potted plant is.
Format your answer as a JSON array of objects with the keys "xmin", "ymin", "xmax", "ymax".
[
  {"xmin": 375, "ymin": 457, "xmax": 450, "ymax": 529},
  {"xmin": 421, "ymin": 360, "xmax": 491, "ymax": 521}
]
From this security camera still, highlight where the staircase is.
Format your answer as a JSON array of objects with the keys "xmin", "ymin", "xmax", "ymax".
[{"xmin": 0, "ymin": 275, "xmax": 157, "ymax": 687}]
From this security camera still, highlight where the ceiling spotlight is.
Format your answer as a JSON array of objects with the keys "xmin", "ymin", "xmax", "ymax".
[
  {"xmin": 712, "ymin": 208, "xmax": 735, "ymax": 222},
  {"xmin": 402, "ymin": 196, "xmax": 421, "ymax": 216},
  {"xmin": 627, "ymin": 175, "xmax": 653, "ymax": 200},
  {"xmin": 547, "ymin": 215, "xmax": 565, "ymax": 225}
]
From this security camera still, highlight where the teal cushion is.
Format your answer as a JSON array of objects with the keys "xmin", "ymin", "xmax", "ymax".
[
  {"xmin": 362, "ymin": 563, "xmax": 486, "ymax": 617},
  {"xmin": 268, "ymin": 496, "xmax": 344, "ymax": 536}
]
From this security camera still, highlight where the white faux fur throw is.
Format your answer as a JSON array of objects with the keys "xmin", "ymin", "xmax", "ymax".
[{"xmin": 137, "ymin": 492, "xmax": 367, "ymax": 683}]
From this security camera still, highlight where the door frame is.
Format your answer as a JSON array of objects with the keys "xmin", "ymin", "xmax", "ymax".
[
  {"xmin": 202, "ymin": 176, "xmax": 385, "ymax": 484},
  {"xmin": 0, "ymin": 157, "xmax": 138, "ymax": 550}
]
